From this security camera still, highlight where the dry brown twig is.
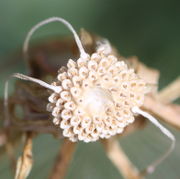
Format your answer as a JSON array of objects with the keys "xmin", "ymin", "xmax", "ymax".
[
  {"xmin": 143, "ymin": 96, "xmax": 180, "ymax": 129},
  {"xmin": 0, "ymin": 17, "xmax": 179, "ymax": 179},
  {"xmin": 102, "ymin": 137, "xmax": 143, "ymax": 179},
  {"xmin": 49, "ymin": 139, "xmax": 76, "ymax": 179}
]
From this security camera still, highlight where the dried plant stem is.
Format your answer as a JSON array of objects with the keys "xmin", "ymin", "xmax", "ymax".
[
  {"xmin": 102, "ymin": 138, "xmax": 143, "ymax": 179},
  {"xmin": 143, "ymin": 96, "xmax": 180, "ymax": 129},
  {"xmin": 143, "ymin": 77, "xmax": 180, "ymax": 129},
  {"xmin": 49, "ymin": 139, "xmax": 76, "ymax": 179},
  {"xmin": 15, "ymin": 132, "xmax": 33, "ymax": 179},
  {"xmin": 157, "ymin": 77, "xmax": 180, "ymax": 103}
]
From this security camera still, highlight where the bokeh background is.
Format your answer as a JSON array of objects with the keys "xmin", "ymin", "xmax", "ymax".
[{"xmin": 0, "ymin": 0, "xmax": 179, "ymax": 178}]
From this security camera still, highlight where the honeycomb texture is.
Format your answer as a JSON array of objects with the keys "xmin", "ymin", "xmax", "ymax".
[{"xmin": 47, "ymin": 51, "xmax": 146, "ymax": 142}]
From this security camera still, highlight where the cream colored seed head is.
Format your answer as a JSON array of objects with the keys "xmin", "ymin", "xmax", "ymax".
[
  {"xmin": 8, "ymin": 17, "xmax": 174, "ymax": 173},
  {"xmin": 47, "ymin": 50, "xmax": 146, "ymax": 142}
]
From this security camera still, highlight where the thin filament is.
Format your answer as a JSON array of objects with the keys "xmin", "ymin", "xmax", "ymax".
[
  {"xmin": 132, "ymin": 106, "xmax": 175, "ymax": 174},
  {"xmin": 4, "ymin": 73, "xmax": 62, "ymax": 126},
  {"xmin": 23, "ymin": 17, "xmax": 88, "ymax": 59},
  {"xmin": 12, "ymin": 73, "xmax": 62, "ymax": 93}
]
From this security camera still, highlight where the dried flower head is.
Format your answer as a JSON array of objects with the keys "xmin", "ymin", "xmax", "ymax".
[
  {"xmin": 4, "ymin": 17, "xmax": 176, "ymax": 175},
  {"xmin": 47, "ymin": 48, "xmax": 146, "ymax": 142}
]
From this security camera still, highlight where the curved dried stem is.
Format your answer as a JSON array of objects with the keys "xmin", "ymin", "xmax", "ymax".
[
  {"xmin": 23, "ymin": 17, "xmax": 88, "ymax": 60},
  {"xmin": 132, "ymin": 106, "xmax": 175, "ymax": 174}
]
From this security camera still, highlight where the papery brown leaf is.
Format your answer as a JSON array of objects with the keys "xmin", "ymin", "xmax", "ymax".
[{"xmin": 15, "ymin": 133, "xmax": 33, "ymax": 179}]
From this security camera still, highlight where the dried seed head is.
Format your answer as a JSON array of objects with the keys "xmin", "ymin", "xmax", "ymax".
[
  {"xmin": 13, "ymin": 16, "xmax": 146, "ymax": 143},
  {"xmin": 4, "ymin": 17, "xmax": 174, "ymax": 174},
  {"xmin": 47, "ymin": 50, "xmax": 146, "ymax": 142}
]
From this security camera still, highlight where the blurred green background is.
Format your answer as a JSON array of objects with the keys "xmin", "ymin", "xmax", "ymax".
[{"xmin": 0, "ymin": 0, "xmax": 179, "ymax": 179}]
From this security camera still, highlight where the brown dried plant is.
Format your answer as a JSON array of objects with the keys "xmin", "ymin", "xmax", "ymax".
[{"xmin": 0, "ymin": 18, "xmax": 180, "ymax": 179}]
